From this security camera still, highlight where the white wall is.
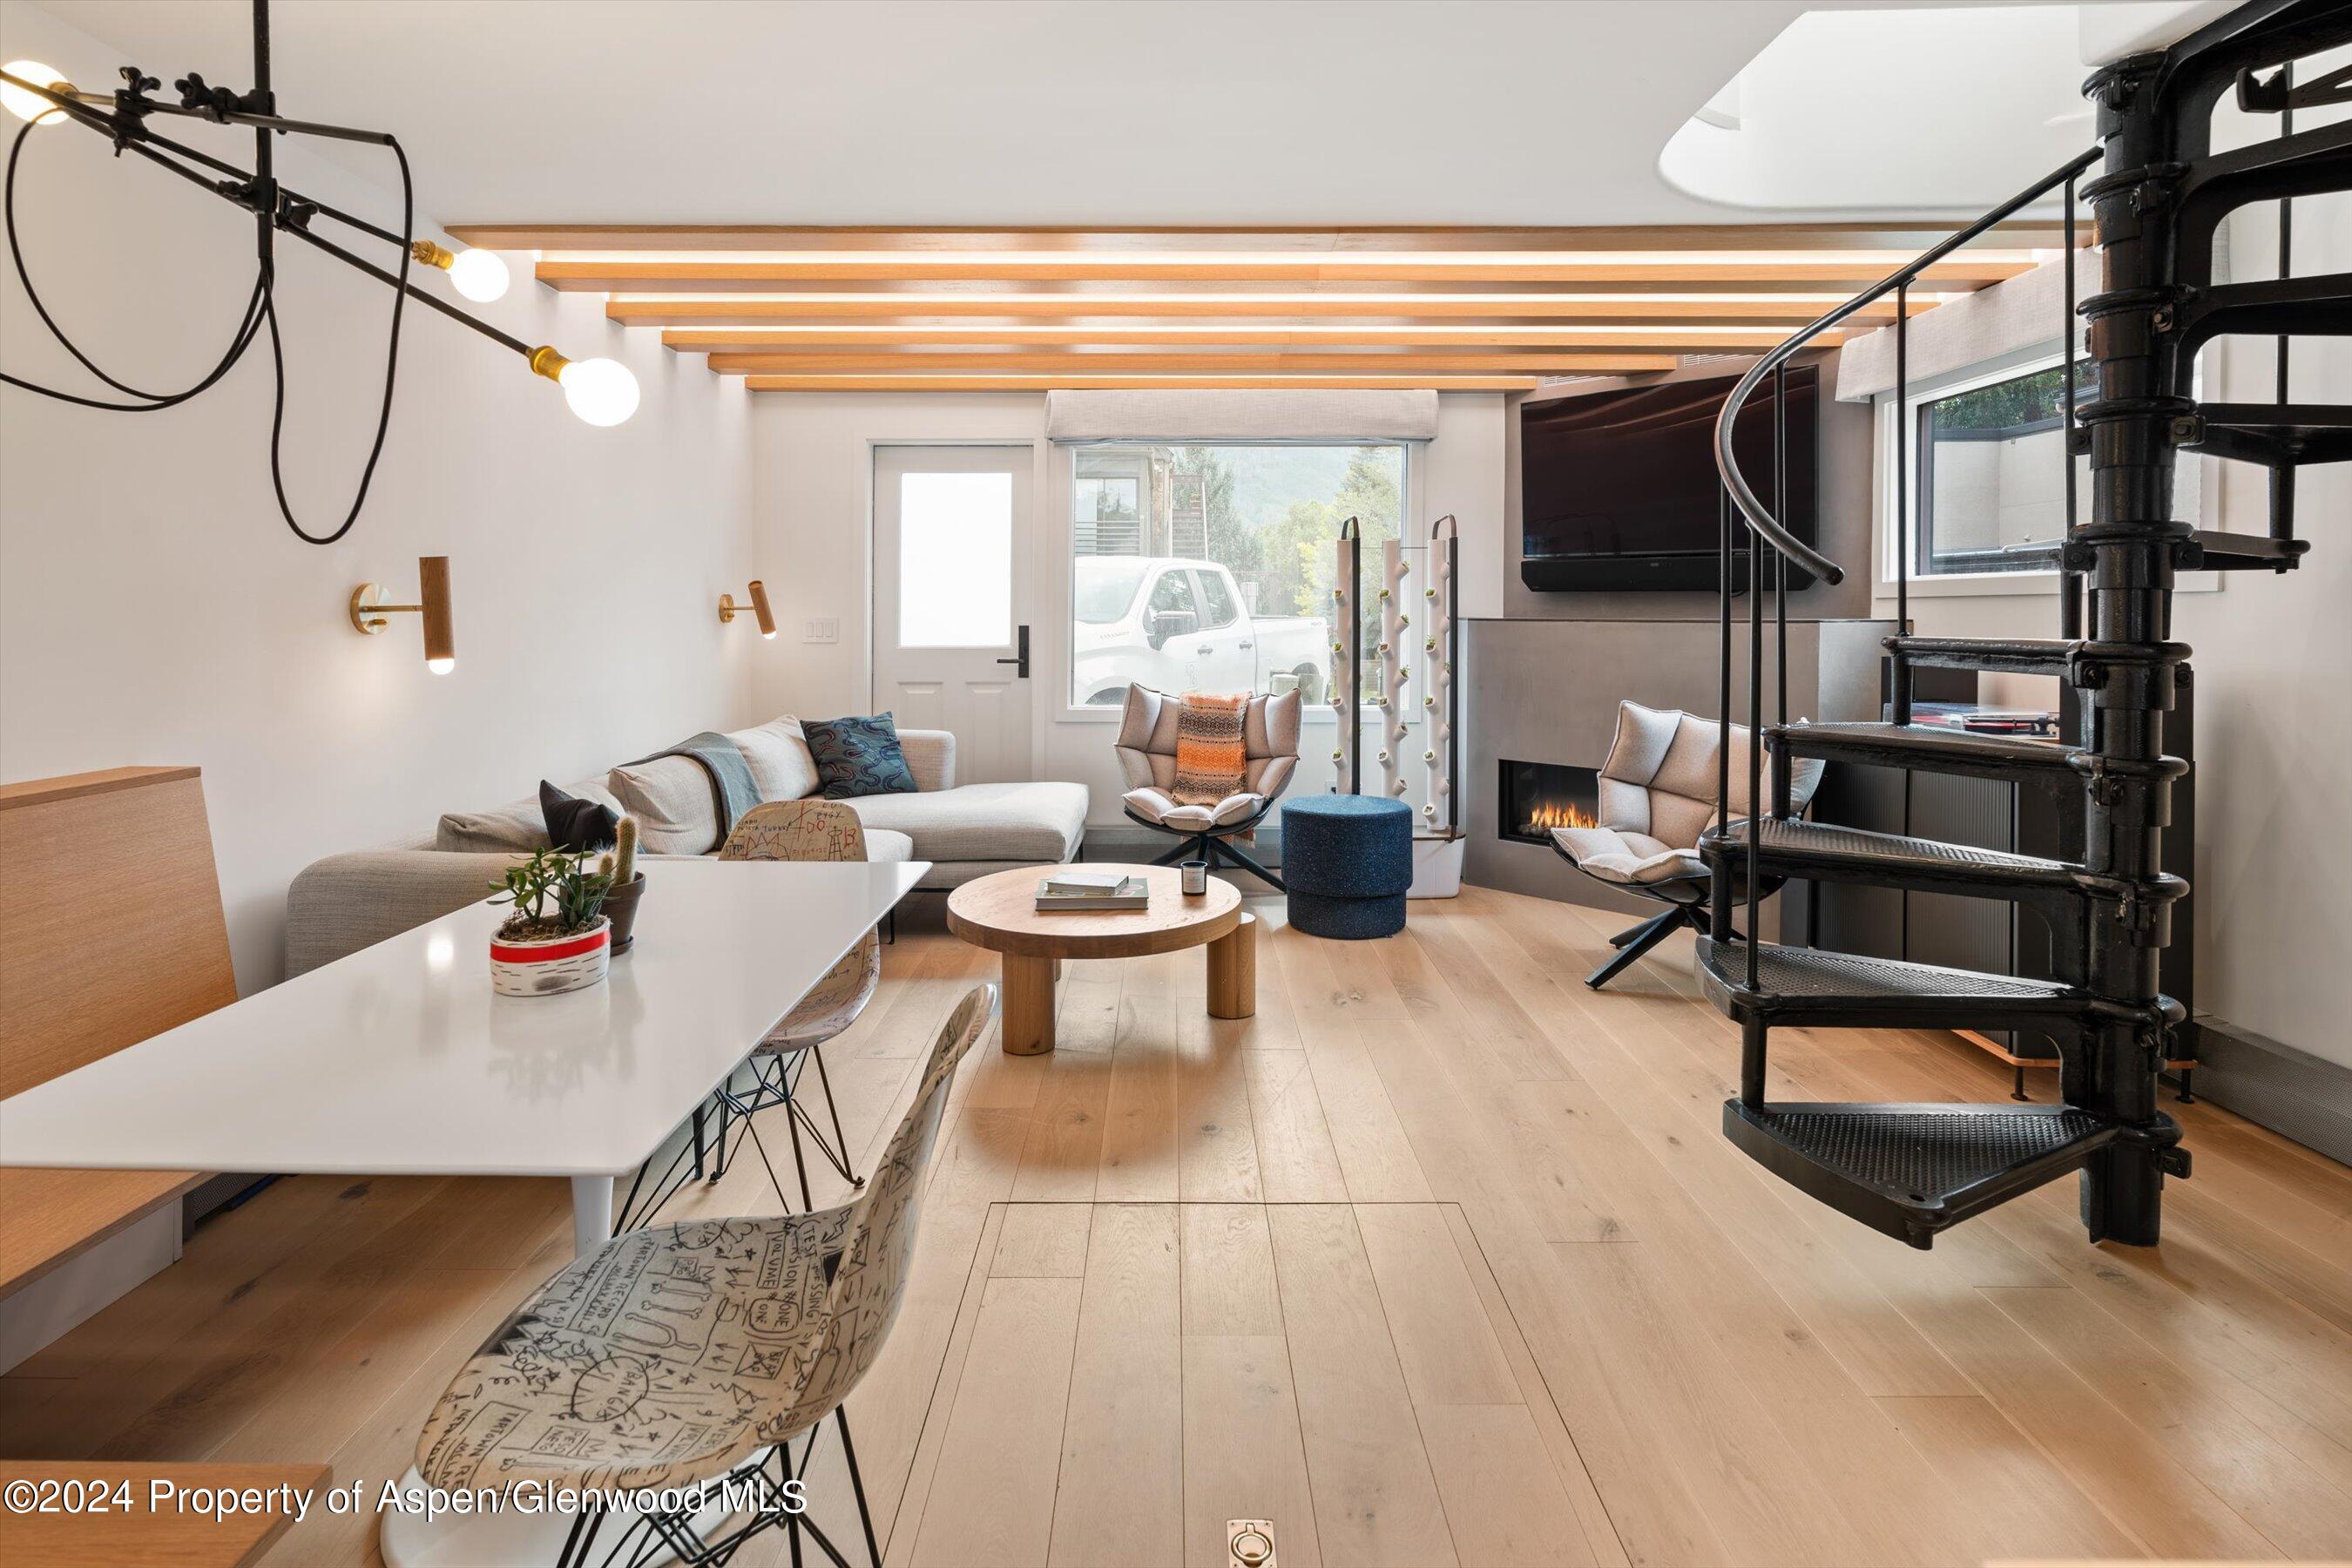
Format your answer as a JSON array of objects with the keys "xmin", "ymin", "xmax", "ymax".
[
  {"xmin": 0, "ymin": 2, "xmax": 756, "ymax": 991},
  {"xmin": 749, "ymin": 390, "xmax": 1507, "ymax": 824},
  {"xmin": 1882, "ymin": 65, "xmax": 2351, "ymax": 1067}
]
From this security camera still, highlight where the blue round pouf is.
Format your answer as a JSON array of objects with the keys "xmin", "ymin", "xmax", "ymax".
[
  {"xmin": 1283, "ymin": 794, "xmax": 1412, "ymax": 939},
  {"xmin": 1288, "ymin": 887, "xmax": 1407, "ymax": 940}
]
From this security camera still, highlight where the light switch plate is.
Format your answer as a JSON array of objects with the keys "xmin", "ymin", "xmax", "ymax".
[
  {"xmin": 1227, "ymin": 1519, "xmax": 1276, "ymax": 1568},
  {"xmin": 803, "ymin": 618, "xmax": 840, "ymax": 644}
]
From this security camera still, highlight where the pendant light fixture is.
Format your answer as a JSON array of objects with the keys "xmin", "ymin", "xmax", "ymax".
[{"xmin": 0, "ymin": 0, "xmax": 637, "ymax": 548}]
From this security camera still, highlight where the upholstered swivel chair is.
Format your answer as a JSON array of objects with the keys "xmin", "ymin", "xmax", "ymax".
[
  {"xmin": 709, "ymin": 799, "xmax": 884, "ymax": 1208},
  {"xmin": 1551, "ymin": 700, "xmax": 1825, "ymax": 990},
  {"xmin": 1115, "ymin": 684, "xmax": 1301, "ymax": 890},
  {"xmin": 411, "ymin": 985, "xmax": 996, "ymax": 1568}
]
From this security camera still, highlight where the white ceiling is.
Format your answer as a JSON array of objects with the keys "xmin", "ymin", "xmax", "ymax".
[{"xmin": 29, "ymin": 0, "xmax": 2124, "ymax": 229}]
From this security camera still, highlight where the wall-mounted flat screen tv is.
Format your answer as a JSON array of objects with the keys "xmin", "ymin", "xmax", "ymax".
[{"xmin": 1519, "ymin": 362, "xmax": 1819, "ymax": 591}]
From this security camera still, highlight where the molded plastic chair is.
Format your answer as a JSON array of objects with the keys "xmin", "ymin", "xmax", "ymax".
[
  {"xmin": 1114, "ymin": 684, "xmax": 1301, "ymax": 889},
  {"xmin": 413, "ymin": 984, "xmax": 996, "ymax": 1568},
  {"xmin": 709, "ymin": 799, "xmax": 884, "ymax": 1206},
  {"xmin": 1551, "ymin": 700, "xmax": 1823, "ymax": 990}
]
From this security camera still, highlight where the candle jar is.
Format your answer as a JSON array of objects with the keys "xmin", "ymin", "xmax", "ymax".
[{"xmin": 1180, "ymin": 860, "xmax": 1209, "ymax": 896}]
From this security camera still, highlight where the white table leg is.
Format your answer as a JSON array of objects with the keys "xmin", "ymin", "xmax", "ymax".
[{"xmin": 571, "ymin": 1173, "xmax": 613, "ymax": 1255}]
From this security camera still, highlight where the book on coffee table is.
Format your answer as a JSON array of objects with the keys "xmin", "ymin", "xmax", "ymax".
[{"xmin": 1035, "ymin": 874, "xmax": 1149, "ymax": 912}]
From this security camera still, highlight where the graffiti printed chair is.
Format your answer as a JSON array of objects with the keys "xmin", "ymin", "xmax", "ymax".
[
  {"xmin": 411, "ymin": 984, "xmax": 996, "ymax": 1568},
  {"xmin": 708, "ymin": 799, "xmax": 886, "ymax": 1208},
  {"xmin": 1552, "ymin": 700, "xmax": 1823, "ymax": 990},
  {"xmin": 1116, "ymin": 684, "xmax": 1301, "ymax": 890}
]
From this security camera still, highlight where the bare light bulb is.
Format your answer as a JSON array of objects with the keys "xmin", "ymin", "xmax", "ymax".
[
  {"xmin": 446, "ymin": 247, "xmax": 509, "ymax": 302},
  {"xmin": 427, "ymin": 655, "xmax": 456, "ymax": 675},
  {"xmin": 2, "ymin": 61, "xmax": 71, "ymax": 125},
  {"xmin": 559, "ymin": 358, "xmax": 639, "ymax": 427}
]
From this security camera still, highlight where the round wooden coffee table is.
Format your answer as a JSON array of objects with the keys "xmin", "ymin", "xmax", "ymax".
[{"xmin": 946, "ymin": 864, "xmax": 1254, "ymax": 1054}]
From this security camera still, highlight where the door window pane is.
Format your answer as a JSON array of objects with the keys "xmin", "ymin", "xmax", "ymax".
[
  {"xmin": 1068, "ymin": 443, "xmax": 1407, "ymax": 707},
  {"xmin": 899, "ymin": 471, "xmax": 1012, "ymax": 647},
  {"xmin": 1195, "ymin": 569, "xmax": 1239, "ymax": 629}
]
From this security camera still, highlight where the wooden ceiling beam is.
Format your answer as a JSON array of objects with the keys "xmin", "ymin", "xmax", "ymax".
[
  {"xmin": 540, "ymin": 256, "xmax": 2036, "ymax": 291},
  {"xmin": 453, "ymin": 220, "xmax": 2077, "ymax": 253},
  {"xmin": 743, "ymin": 375, "xmax": 1551, "ymax": 392},
  {"xmin": 707, "ymin": 351, "xmax": 1680, "ymax": 375},
  {"xmin": 609, "ymin": 295, "xmax": 1933, "ymax": 326},
  {"xmin": 663, "ymin": 326, "xmax": 1843, "ymax": 353}
]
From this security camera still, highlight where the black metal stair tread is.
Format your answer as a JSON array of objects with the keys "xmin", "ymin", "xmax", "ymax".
[
  {"xmin": 1696, "ymin": 936, "xmax": 2075, "ymax": 1003},
  {"xmin": 1772, "ymin": 720, "xmax": 2079, "ymax": 774},
  {"xmin": 1889, "ymin": 636, "xmax": 2078, "ymax": 673},
  {"xmin": 1999, "ymin": 531, "xmax": 2309, "ymax": 572},
  {"xmin": 1721, "ymin": 1100, "xmax": 2119, "ymax": 1247},
  {"xmin": 1715, "ymin": 817, "xmax": 2078, "ymax": 884},
  {"xmin": 2189, "ymin": 402, "xmax": 2352, "ymax": 466}
]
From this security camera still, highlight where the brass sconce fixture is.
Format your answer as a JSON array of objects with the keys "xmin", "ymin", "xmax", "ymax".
[
  {"xmin": 720, "ymin": 580, "xmax": 776, "ymax": 639},
  {"xmin": 351, "ymin": 556, "xmax": 456, "ymax": 672}
]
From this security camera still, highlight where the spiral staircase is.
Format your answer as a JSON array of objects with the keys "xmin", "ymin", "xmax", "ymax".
[{"xmin": 1693, "ymin": 0, "xmax": 2349, "ymax": 1250}]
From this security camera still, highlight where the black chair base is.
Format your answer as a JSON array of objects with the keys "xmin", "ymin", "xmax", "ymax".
[
  {"xmin": 1586, "ymin": 905, "xmax": 1746, "ymax": 990},
  {"xmin": 1125, "ymin": 804, "xmax": 1285, "ymax": 892}
]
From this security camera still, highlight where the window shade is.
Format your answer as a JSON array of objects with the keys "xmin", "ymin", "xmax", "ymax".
[{"xmin": 1045, "ymin": 389, "xmax": 1439, "ymax": 442}]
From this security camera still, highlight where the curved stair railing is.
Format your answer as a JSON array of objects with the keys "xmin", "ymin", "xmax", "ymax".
[{"xmin": 1692, "ymin": 0, "xmax": 2347, "ymax": 1252}]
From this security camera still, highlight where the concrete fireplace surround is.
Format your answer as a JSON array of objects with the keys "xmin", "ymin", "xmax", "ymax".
[{"xmin": 1461, "ymin": 616, "xmax": 1896, "ymax": 914}]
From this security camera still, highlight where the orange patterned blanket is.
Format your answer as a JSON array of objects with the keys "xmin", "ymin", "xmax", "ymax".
[{"xmin": 1172, "ymin": 692, "xmax": 1249, "ymax": 805}]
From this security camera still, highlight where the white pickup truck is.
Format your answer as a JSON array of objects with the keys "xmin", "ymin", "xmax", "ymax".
[{"xmin": 1072, "ymin": 557, "xmax": 1331, "ymax": 707}]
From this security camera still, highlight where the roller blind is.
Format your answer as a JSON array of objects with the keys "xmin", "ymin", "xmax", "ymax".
[{"xmin": 1045, "ymin": 388, "xmax": 1440, "ymax": 442}]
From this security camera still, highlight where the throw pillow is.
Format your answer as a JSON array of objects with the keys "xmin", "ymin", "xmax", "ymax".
[
  {"xmin": 1172, "ymin": 692, "xmax": 1249, "ymax": 805},
  {"xmin": 725, "ymin": 715, "xmax": 821, "ymax": 801},
  {"xmin": 540, "ymin": 780, "xmax": 619, "ymax": 852},
  {"xmin": 803, "ymin": 713, "xmax": 918, "ymax": 800}
]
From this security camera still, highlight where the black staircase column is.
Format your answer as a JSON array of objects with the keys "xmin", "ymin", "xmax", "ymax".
[{"xmin": 2075, "ymin": 51, "xmax": 2190, "ymax": 1246}]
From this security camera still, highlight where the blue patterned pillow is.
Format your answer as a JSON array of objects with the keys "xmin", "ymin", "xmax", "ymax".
[{"xmin": 803, "ymin": 713, "xmax": 918, "ymax": 800}]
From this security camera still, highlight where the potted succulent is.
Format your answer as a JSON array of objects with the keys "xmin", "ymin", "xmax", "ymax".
[
  {"xmin": 598, "ymin": 817, "xmax": 646, "ymax": 954},
  {"xmin": 489, "ymin": 846, "xmax": 616, "ymax": 997}
]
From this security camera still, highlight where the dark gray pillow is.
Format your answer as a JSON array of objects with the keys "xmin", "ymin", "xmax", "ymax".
[
  {"xmin": 802, "ymin": 713, "xmax": 917, "ymax": 800},
  {"xmin": 540, "ymin": 780, "xmax": 619, "ymax": 852}
]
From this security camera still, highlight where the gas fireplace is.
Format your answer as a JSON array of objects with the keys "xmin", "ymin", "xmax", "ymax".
[{"xmin": 1497, "ymin": 760, "xmax": 1602, "ymax": 845}]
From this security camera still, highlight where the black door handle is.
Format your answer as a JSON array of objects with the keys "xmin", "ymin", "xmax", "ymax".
[{"xmin": 994, "ymin": 623, "xmax": 1031, "ymax": 679}]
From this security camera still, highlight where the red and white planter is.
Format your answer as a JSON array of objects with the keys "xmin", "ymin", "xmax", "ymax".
[{"xmin": 490, "ymin": 917, "xmax": 612, "ymax": 997}]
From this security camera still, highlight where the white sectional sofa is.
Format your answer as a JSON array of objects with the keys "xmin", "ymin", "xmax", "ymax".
[{"xmin": 285, "ymin": 720, "xmax": 1085, "ymax": 977}]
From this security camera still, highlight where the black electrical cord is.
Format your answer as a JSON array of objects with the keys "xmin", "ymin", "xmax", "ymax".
[
  {"xmin": 260, "ymin": 135, "xmax": 413, "ymax": 546},
  {"xmin": 0, "ymin": 115, "xmax": 417, "ymax": 546},
  {"xmin": 3, "ymin": 119, "xmax": 270, "ymax": 409}
]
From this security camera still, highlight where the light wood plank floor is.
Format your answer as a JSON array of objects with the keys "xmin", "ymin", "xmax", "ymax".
[{"xmin": 5, "ymin": 884, "xmax": 2351, "ymax": 1566}]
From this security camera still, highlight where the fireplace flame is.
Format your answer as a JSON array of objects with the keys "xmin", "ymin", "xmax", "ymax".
[{"xmin": 1521, "ymin": 799, "xmax": 1599, "ymax": 834}]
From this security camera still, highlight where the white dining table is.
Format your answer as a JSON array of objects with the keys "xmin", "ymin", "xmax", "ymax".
[{"xmin": 0, "ymin": 857, "xmax": 928, "ymax": 1257}]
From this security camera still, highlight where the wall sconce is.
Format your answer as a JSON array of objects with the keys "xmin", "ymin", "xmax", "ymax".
[
  {"xmin": 719, "ymin": 580, "xmax": 776, "ymax": 639},
  {"xmin": 351, "ymin": 556, "xmax": 456, "ymax": 673}
]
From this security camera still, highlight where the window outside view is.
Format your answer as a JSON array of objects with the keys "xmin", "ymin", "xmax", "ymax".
[
  {"xmin": 1068, "ymin": 443, "xmax": 1408, "ymax": 709},
  {"xmin": 1911, "ymin": 360, "xmax": 2096, "ymax": 576}
]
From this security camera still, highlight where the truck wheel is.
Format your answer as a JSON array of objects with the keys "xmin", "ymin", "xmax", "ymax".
[{"xmin": 1293, "ymin": 666, "xmax": 1324, "ymax": 706}]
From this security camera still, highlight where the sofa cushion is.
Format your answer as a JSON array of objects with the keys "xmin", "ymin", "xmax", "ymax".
[
  {"xmin": 1123, "ymin": 786, "xmax": 1261, "ymax": 829},
  {"xmin": 804, "ymin": 713, "xmax": 919, "ymax": 801},
  {"xmin": 609, "ymin": 755, "xmax": 723, "ymax": 855},
  {"xmin": 436, "ymin": 774, "xmax": 622, "ymax": 853},
  {"xmin": 845, "ymin": 781, "xmax": 1086, "ymax": 865},
  {"xmin": 862, "ymin": 828, "xmax": 916, "ymax": 864},
  {"xmin": 726, "ymin": 716, "xmax": 821, "ymax": 802}
]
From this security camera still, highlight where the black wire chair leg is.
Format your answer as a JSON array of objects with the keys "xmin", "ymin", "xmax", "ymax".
[
  {"xmin": 692, "ymin": 1102, "xmax": 707, "ymax": 1179},
  {"xmin": 836, "ymin": 1407, "xmax": 882, "ymax": 1568},
  {"xmin": 810, "ymin": 1047, "xmax": 864, "ymax": 1190},
  {"xmin": 708, "ymin": 1092, "xmax": 731, "ymax": 1183},
  {"xmin": 781, "ymin": 1064, "xmax": 817, "ymax": 1211}
]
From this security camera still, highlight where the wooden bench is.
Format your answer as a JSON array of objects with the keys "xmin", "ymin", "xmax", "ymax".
[{"xmin": 0, "ymin": 768, "xmax": 237, "ymax": 1301}]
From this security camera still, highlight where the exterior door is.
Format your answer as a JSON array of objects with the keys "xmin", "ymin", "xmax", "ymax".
[{"xmin": 872, "ymin": 445, "xmax": 1033, "ymax": 784}]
